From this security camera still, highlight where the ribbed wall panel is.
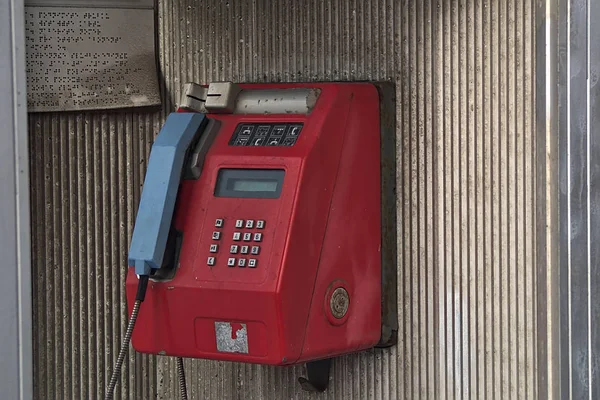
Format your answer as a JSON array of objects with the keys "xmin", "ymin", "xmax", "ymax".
[
  {"xmin": 30, "ymin": 112, "xmax": 162, "ymax": 400},
  {"xmin": 30, "ymin": 0, "xmax": 537, "ymax": 399}
]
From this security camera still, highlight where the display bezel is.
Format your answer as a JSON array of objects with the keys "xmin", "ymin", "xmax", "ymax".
[{"xmin": 214, "ymin": 169, "xmax": 285, "ymax": 199}]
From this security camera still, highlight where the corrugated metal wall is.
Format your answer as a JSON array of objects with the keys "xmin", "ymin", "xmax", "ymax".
[
  {"xmin": 557, "ymin": 0, "xmax": 600, "ymax": 398},
  {"xmin": 534, "ymin": 1, "xmax": 560, "ymax": 398},
  {"xmin": 29, "ymin": 0, "xmax": 538, "ymax": 399}
]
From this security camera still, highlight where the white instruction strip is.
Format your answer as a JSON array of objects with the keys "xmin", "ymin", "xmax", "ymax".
[{"xmin": 25, "ymin": 0, "xmax": 160, "ymax": 112}]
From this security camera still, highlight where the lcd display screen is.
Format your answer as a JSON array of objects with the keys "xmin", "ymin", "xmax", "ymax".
[
  {"xmin": 215, "ymin": 169, "xmax": 285, "ymax": 199},
  {"xmin": 231, "ymin": 179, "xmax": 279, "ymax": 193}
]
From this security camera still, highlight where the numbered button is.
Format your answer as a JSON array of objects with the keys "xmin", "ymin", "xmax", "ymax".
[
  {"xmin": 235, "ymin": 220, "xmax": 244, "ymax": 228},
  {"xmin": 215, "ymin": 219, "xmax": 224, "ymax": 228},
  {"xmin": 241, "ymin": 245, "xmax": 249, "ymax": 254},
  {"xmin": 230, "ymin": 245, "xmax": 239, "ymax": 254},
  {"xmin": 248, "ymin": 259, "xmax": 257, "ymax": 268},
  {"xmin": 243, "ymin": 233, "xmax": 252, "ymax": 241},
  {"xmin": 212, "ymin": 232, "xmax": 221, "ymax": 240},
  {"xmin": 245, "ymin": 220, "xmax": 254, "ymax": 229},
  {"xmin": 238, "ymin": 258, "xmax": 246, "ymax": 267},
  {"xmin": 207, "ymin": 257, "xmax": 216, "ymax": 266},
  {"xmin": 256, "ymin": 220, "xmax": 265, "ymax": 229},
  {"xmin": 251, "ymin": 246, "xmax": 260, "ymax": 255},
  {"xmin": 227, "ymin": 258, "xmax": 236, "ymax": 267},
  {"xmin": 233, "ymin": 232, "xmax": 241, "ymax": 241},
  {"xmin": 209, "ymin": 244, "xmax": 218, "ymax": 253},
  {"xmin": 253, "ymin": 233, "xmax": 262, "ymax": 242}
]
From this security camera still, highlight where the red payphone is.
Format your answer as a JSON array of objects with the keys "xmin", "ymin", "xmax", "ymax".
[{"xmin": 123, "ymin": 82, "xmax": 397, "ymax": 393}]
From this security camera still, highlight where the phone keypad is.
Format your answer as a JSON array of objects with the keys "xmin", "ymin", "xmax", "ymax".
[{"xmin": 209, "ymin": 217, "xmax": 265, "ymax": 268}]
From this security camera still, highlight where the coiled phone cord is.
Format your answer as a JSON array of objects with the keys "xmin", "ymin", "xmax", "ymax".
[
  {"xmin": 104, "ymin": 275, "xmax": 189, "ymax": 400},
  {"xmin": 105, "ymin": 299, "xmax": 141, "ymax": 400},
  {"xmin": 176, "ymin": 356, "xmax": 189, "ymax": 400}
]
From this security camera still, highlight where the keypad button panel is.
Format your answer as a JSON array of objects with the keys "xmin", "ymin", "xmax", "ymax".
[{"xmin": 208, "ymin": 217, "xmax": 267, "ymax": 268}]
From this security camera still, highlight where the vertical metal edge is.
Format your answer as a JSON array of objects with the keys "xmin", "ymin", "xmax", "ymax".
[
  {"xmin": 535, "ymin": 0, "xmax": 561, "ymax": 398},
  {"xmin": 3, "ymin": 0, "xmax": 32, "ymax": 398},
  {"xmin": 374, "ymin": 81, "xmax": 399, "ymax": 347},
  {"xmin": 556, "ymin": 0, "xmax": 599, "ymax": 397},
  {"xmin": 12, "ymin": 0, "xmax": 32, "ymax": 398}
]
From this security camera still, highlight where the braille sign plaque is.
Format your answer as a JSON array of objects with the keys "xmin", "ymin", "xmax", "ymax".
[{"xmin": 25, "ymin": 0, "xmax": 160, "ymax": 112}]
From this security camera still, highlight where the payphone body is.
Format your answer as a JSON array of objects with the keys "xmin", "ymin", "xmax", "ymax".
[{"xmin": 125, "ymin": 82, "xmax": 396, "ymax": 367}]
